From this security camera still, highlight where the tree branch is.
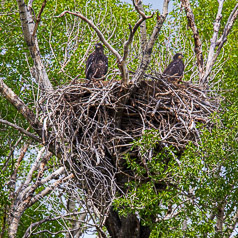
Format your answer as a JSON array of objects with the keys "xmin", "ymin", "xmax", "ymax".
[
  {"xmin": 23, "ymin": 147, "xmax": 46, "ymax": 190},
  {"xmin": 39, "ymin": 167, "xmax": 65, "ymax": 185},
  {"xmin": 17, "ymin": 0, "xmax": 53, "ymax": 91},
  {"xmin": 57, "ymin": 10, "xmax": 130, "ymax": 83},
  {"xmin": 22, "ymin": 212, "xmax": 84, "ymax": 238},
  {"xmin": 202, "ymin": 3, "xmax": 238, "ymax": 85},
  {"xmin": 205, "ymin": 0, "xmax": 224, "ymax": 71},
  {"xmin": 119, "ymin": 1, "xmax": 153, "ymax": 84},
  {"xmin": 123, "ymin": 2, "xmax": 153, "ymax": 62},
  {"xmin": 32, "ymin": 0, "xmax": 47, "ymax": 38},
  {"xmin": 57, "ymin": 8, "xmax": 153, "ymax": 85},
  {"xmin": 202, "ymin": 2, "xmax": 238, "ymax": 85},
  {"xmin": 27, "ymin": 0, "xmax": 34, "ymax": 9},
  {"xmin": 181, "ymin": 0, "xmax": 204, "ymax": 82},
  {"xmin": 136, "ymin": 0, "xmax": 147, "ymax": 52},
  {"xmin": 0, "ymin": 78, "xmax": 43, "ymax": 136},
  {"xmin": 57, "ymin": 11, "xmax": 121, "ymax": 60},
  {"xmin": 0, "ymin": 119, "xmax": 41, "ymax": 143},
  {"xmin": 28, "ymin": 173, "xmax": 74, "ymax": 207},
  {"xmin": 132, "ymin": 0, "xmax": 170, "ymax": 83},
  {"xmin": 216, "ymin": 3, "xmax": 238, "ymax": 47}
]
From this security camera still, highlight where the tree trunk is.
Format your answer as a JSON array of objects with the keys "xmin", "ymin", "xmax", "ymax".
[
  {"xmin": 7, "ymin": 205, "xmax": 25, "ymax": 238},
  {"xmin": 105, "ymin": 207, "xmax": 151, "ymax": 238}
]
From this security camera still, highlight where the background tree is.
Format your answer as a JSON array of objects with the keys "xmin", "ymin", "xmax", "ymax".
[{"xmin": 0, "ymin": 0, "xmax": 237, "ymax": 237}]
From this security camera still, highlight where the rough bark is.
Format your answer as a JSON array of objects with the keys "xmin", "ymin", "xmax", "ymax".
[
  {"xmin": 132, "ymin": 0, "xmax": 170, "ymax": 83},
  {"xmin": 203, "ymin": 0, "xmax": 224, "ymax": 83},
  {"xmin": 181, "ymin": 0, "xmax": 238, "ymax": 87},
  {"xmin": 105, "ymin": 207, "xmax": 151, "ymax": 238},
  {"xmin": 180, "ymin": 0, "xmax": 204, "ymax": 82},
  {"xmin": 202, "ymin": 3, "xmax": 238, "ymax": 85},
  {"xmin": 0, "ymin": 78, "xmax": 42, "ymax": 135},
  {"xmin": 137, "ymin": 0, "xmax": 147, "ymax": 53},
  {"xmin": 16, "ymin": 0, "xmax": 53, "ymax": 91}
]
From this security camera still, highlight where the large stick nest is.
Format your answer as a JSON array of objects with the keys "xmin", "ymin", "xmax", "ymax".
[{"xmin": 43, "ymin": 76, "xmax": 218, "ymax": 213}]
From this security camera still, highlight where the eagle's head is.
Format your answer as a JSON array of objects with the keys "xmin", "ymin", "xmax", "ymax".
[
  {"xmin": 173, "ymin": 53, "xmax": 184, "ymax": 60},
  {"xmin": 95, "ymin": 43, "xmax": 104, "ymax": 53}
]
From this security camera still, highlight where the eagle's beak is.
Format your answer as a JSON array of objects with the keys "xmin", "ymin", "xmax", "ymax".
[{"xmin": 179, "ymin": 54, "xmax": 184, "ymax": 59}]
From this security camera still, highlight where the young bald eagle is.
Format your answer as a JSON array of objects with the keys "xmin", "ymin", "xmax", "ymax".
[
  {"xmin": 85, "ymin": 43, "xmax": 108, "ymax": 80},
  {"xmin": 163, "ymin": 53, "xmax": 184, "ymax": 82}
]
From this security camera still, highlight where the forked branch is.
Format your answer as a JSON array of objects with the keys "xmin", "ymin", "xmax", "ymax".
[
  {"xmin": 32, "ymin": 0, "xmax": 47, "ymax": 38},
  {"xmin": 202, "ymin": 2, "xmax": 238, "ymax": 85},
  {"xmin": 181, "ymin": 0, "xmax": 238, "ymax": 87},
  {"xmin": 17, "ymin": 0, "xmax": 52, "ymax": 91},
  {"xmin": 0, "ymin": 119, "xmax": 41, "ymax": 143},
  {"xmin": 122, "ymin": 2, "xmax": 153, "ymax": 62},
  {"xmin": 0, "ymin": 78, "xmax": 42, "ymax": 135},
  {"xmin": 57, "ymin": 8, "xmax": 152, "ymax": 85},
  {"xmin": 132, "ymin": 0, "xmax": 170, "ymax": 83},
  {"xmin": 136, "ymin": 0, "xmax": 147, "ymax": 52},
  {"xmin": 181, "ymin": 0, "xmax": 204, "ymax": 82}
]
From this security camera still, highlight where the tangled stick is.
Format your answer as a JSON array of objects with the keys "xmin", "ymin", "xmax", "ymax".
[{"xmin": 41, "ymin": 75, "xmax": 219, "ymax": 217}]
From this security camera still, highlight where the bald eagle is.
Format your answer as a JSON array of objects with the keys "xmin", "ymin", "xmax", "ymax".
[
  {"xmin": 85, "ymin": 43, "xmax": 108, "ymax": 80},
  {"xmin": 163, "ymin": 53, "xmax": 184, "ymax": 82}
]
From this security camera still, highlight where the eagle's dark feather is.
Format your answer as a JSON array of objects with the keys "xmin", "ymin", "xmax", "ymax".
[
  {"xmin": 163, "ymin": 53, "xmax": 184, "ymax": 81},
  {"xmin": 85, "ymin": 43, "xmax": 108, "ymax": 80}
]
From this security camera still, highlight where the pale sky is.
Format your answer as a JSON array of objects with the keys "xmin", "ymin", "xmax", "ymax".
[{"xmin": 122, "ymin": 0, "xmax": 173, "ymax": 11}]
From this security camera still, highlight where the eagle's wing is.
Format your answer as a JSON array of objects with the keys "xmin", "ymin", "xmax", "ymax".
[
  {"xmin": 163, "ymin": 60, "xmax": 178, "ymax": 76},
  {"xmin": 85, "ymin": 52, "xmax": 95, "ymax": 79},
  {"xmin": 163, "ymin": 59, "xmax": 184, "ymax": 77},
  {"xmin": 103, "ymin": 55, "xmax": 108, "ymax": 75},
  {"xmin": 178, "ymin": 61, "xmax": 185, "ymax": 76}
]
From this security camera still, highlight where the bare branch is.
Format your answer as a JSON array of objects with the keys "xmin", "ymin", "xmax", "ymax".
[
  {"xmin": 17, "ymin": 0, "xmax": 52, "ymax": 91},
  {"xmin": 119, "ymin": 1, "xmax": 153, "ymax": 84},
  {"xmin": 133, "ymin": 0, "xmax": 147, "ymax": 18},
  {"xmin": 57, "ymin": 10, "xmax": 135, "ymax": 84},
  {"xmin": 132, "ymin": 0, "xmax": 170, "ymax": 83},
  {"xmin": 57, "ymin": 11, "xmax": 121, "ymax": 60},
  {"xmin": 0, "ymin": 119, "xmax": 41, "ymax": 142},
  {"xmin": 204, "ymin": 0, "xmax": 224, "ymax": 79},
  {"xmin": 181, "ymin": 0, "xmax": 204, "ymax": 82},
  {"xmin": 0, "ymin": 78, "xmax": 42, "ymax": 136},
  {"xmin": 216, "ymin": 3, "xmax": 238, "ymax": 47},
  {"xmin": 11, "ymin": 144, "xmax": 29, "ymax": 185},
  {"xmin": 136, "ymin": 0, "xmax": 147, "ymax": 52},
  {"xmin": 201, "ymin": 3, "xmax": 238, "ymax": 85},
  {"xmin": 23, "ymin": 147, "xmax": 46, "ymax": 190},
  {"xmin": 27, "ymin": 0, "xmax": 34, "ymax": 9},
  {"xmin": 40, "ymin": 167, "xmax": 65, "ymax": 185},
  {"xmin": 22, "ymin": 212, "xmax": 84, "ymax": 238},
  {"xmin": 123, "ymin": 4, "xmax": 153, "ymax": 62},
  {"xmin": 32, "ymin": 0, "xmax": 47, "ymax": 38},
  {"xmin": 28, "ymin": 173, "xmax": 74, "ymax": 207}
]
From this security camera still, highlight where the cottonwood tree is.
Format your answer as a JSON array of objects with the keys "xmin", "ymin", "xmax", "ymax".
[{"xmin": 0, "ymin": 0, "xmax": 237, "ymax": 237}]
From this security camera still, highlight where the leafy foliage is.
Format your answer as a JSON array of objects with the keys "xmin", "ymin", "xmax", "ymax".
[{"xmin": 0, "ymin": 0, "xmax": 238, "ymax": 237}]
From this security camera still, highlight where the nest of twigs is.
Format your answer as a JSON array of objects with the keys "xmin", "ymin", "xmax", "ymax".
[{"xmin": 43, "ymin": 76, "xmax": 218, "ymax": 213}]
